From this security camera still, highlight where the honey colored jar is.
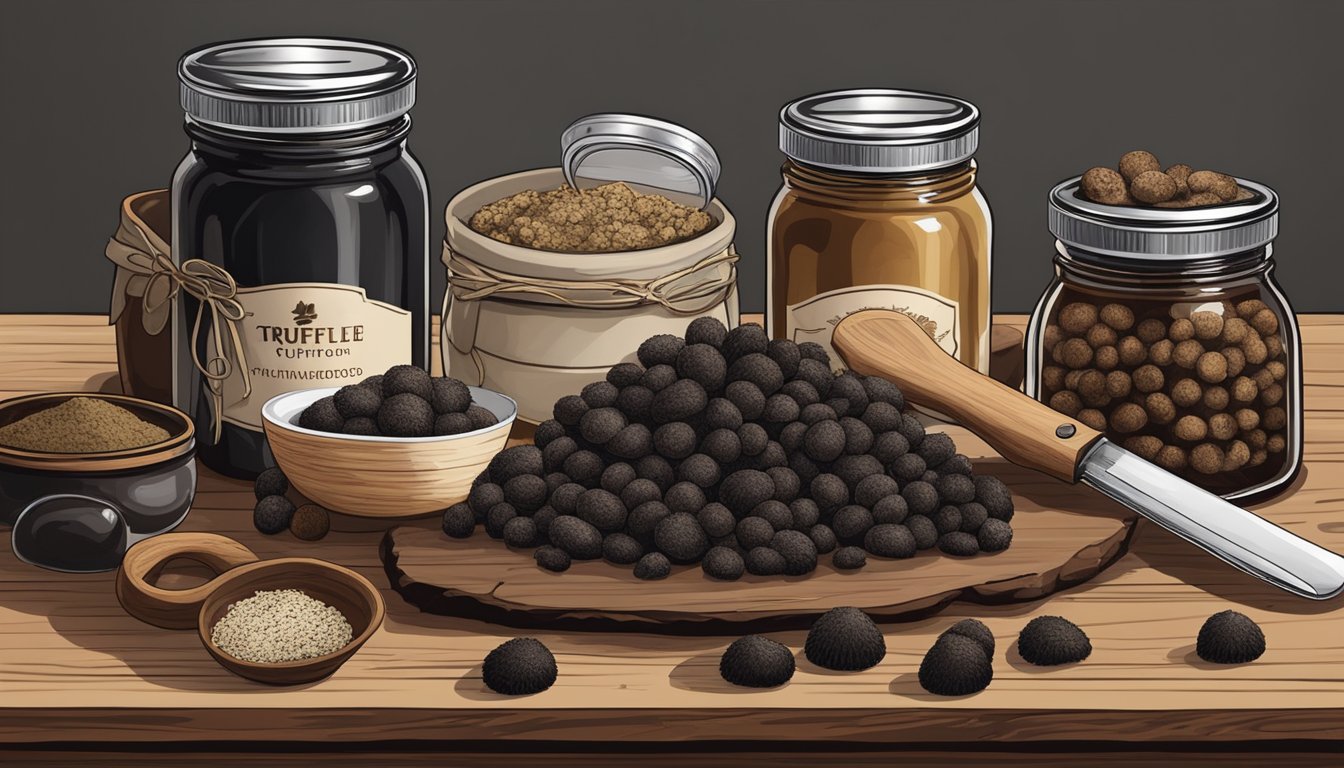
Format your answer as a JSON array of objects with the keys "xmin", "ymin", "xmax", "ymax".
[{"xmin": 767, "ymin": 89, "xmax": 992, "ymax": 373}]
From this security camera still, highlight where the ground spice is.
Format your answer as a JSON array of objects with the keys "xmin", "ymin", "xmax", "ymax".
[
  {"xmin": 210, "ymin": 589, "xmax": 353, "ymax": 664},
  {"xmin": 469, "ymin": 182, "xmax": 713, "ymax": 252},
  {"xmin": 0, "ymin": 397, "xmax": 170, "ymax": 453}
]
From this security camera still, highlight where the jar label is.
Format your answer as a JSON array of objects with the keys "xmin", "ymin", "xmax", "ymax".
[
  {"xmin": 207, "ymin": 283, "xmax": 411, "ymax": 431},
  {"xmin": 787, "ymin": 284, "xmax": 959, "ymax": 371}
]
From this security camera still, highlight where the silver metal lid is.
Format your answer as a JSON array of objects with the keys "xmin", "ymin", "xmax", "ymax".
[
  {"xmin": 1048, "ymin": 176, "xmax": 1279, "ymax": 260},
  {"xmin": 178, "ymin": 38, "xmax": 416, "ymax": 133},
  {"xmin": 561, "ymin": 114, "xmax": 720, "ymax": 210},
  {"xmin": 778, "ymin": 88, "xmax": 980, "ymax": 173}
]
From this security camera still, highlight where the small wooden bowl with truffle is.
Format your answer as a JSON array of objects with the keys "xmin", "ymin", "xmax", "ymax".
[
  {"xmin": 116, "ymin": 532, "xmax": 384, "ymax": 686},
  {"xmin": 262, "ymin": 386, "xmax": 517, "ymax": 518}
]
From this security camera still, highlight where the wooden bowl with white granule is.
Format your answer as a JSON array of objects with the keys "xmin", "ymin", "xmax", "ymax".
[{"xmin": 115, "ymin": 532, "xmax": 384, "ymax": 685}]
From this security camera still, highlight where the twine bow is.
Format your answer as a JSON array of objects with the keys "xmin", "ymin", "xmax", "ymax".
[{"xmin": 107, "ymin": 223, "xmax": 251, "ymax": 441}]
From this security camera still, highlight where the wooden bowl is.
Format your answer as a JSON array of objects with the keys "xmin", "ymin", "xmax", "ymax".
[
  {"xmin": 116, "ymin": 532, "xmax": 384, "ymax": 686},
  {"xmin": 261, "ymin": 386, "xmax": 516, "ymax": 517}
]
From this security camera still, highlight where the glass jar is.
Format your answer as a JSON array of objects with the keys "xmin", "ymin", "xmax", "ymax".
[
  {"xmin": 171, "ymin": 38, "xmax": 429, "ymax": 478},
  {"xmin": 1028, "ymin": 177, "xmax": 1299, "ymax": 501},
  {"xmin": 767, "ymin": 89, "xmax": 992, "ymax": 374}
]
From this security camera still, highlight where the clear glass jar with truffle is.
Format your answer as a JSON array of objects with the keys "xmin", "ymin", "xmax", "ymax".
[{"xmin": 1028, "ymin": 176, "xmax": 1300, "ymax": 502}]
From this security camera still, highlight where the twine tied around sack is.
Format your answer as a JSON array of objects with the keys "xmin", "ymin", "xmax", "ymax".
[
  {"xmin": 106, "ymin": 223, "xmax": 251, "ymax": 441},
  {"xmin": 444, "ymin": 243, "xmax": 739, "ymax": 314}
]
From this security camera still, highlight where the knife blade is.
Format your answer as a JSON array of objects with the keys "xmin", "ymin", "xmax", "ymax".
[{"xmin": 831, "ymin": 309, "xmax": 1344, "ymax": 600}]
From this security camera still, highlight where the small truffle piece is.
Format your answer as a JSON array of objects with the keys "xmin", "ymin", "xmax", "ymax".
[
  {"xmin": 1123, "ymin": 435, "xmax": 1163, "ymax": 461},
  {"xmin": 298, "ymin": 396, "xmax": 344, "ymax": 433},
  {"xmin": 254, "ymin": 467, "xmax": 289, "ymax": 501},
  {"xmin": 725, "ymin": 380, "xmax": 766, "ymax": 421},
  {"xmin": 607, "ymin": 422, "xmax": 654, "ymax": 460},
  {"xmin": 665, "ymin": 481, "xmax": 707, "ymax": 516},
  {"xmin": 871, "ymin": 494, "xmax": 909, "ymax": 525},
  {"xmin": 469, "ymin": 482, "xmax": 506, "ymax": 517},
  {"xmin": 752, "ymin": 500, "xmax": 794, "ymax": 532},
  {"xmin": 832, "ymin": 505, "xmax": 875, "ymax": 545},
  {"xmin": 1173, "ymin": 415, "xmax": 1209, "ymax": 442},
  {"xmin": 855, "ymin": 475, "xmax": 901, "ymax": 509},
  {"xmin": 804, "ymin": 607, "xmax": 886, "ymax": 671},
  {"xmin": 633, "ymin": 551, "xmax": 672, "ymax": 580},
  {"xmin": 1196, "ymin": 610, "xmax": 1266, "ymax": 664},
  {"xmin": 832, "ymin": 545, "xmax": 867, "ymax": 570},
  {"xmin": 1133, "ymin": 364, "xmax": 1165, "ymax": 393},
  {"xmin": 433, "ymin": 412, "xmax": 473, "ymax": 436},
  {"xmin": 442, "ymin": 503, "xmax": 476, "ymax": 539},
  {"xmin": 944, "ymin": 618, "xmax": 996, "ymax": 658},
  {"xmin": 864, "ymin": 524, "xmax": 916, "ymax": 559},
  {"xmin": 253, "ymin": 495, "xmax": 295, "ymax": 535},
  {"xmin": 938, "ymin": 531, "xmax": 979, "ymax": 557},
  {"xmin": 465, "ymin": 404, "xmax": 498, "ymax": 430},
  {"xmin": 1196, "ymin": 351, "xmax": 1228, "ymax": 383},
  {"xmin": 1136, "ymin": 318, "xmax": 1167, "ymax": 344},
  {"xmin": 290, "ymin": 503, "xmax": 331, "ymax": 541},
  {"xmin": 919, "ymin": 633, "xmax": 993, "ymax": 696},
  {"xmin": 728, "ymin": 353, "xmax": 785, "ymax": 396},
  {"xmin": 720, "ymin": 635, "xmax": 795, "ymax": 688},
  {"xmin": 548, "ymin": 515, "xmax": 604, "ymax": 560},
  {"xmin": 637, "ymin": 334, "xmax": 685, "ymax": 368},
  {"xmin": 789, "ymin": 497, "xmax": 820, "ymax": 529},
  {"xmin": 677, "ymin": 453, "xmax": 722, "ymax": 489},
  {"xmin": 381, "ymin": 364, "xmax": 434, "ymax": 400},
  {"xmin": 809, "ymin": 523, "xmax": 839, "ymax": 554},
  {"xmin": 576, "ymin": 488, "xmax": 627, "ymax": 533},
  {"xmin": 1099, "ymin": 303, "xmax": 1135, "ymax": 331},
  {"xmin": 703, "ymin": 546, "xmax": 745, "ymax": 581},
  {"xmin": 1080, "ymin": 166, "xmax": 1129, "ymax": 204},
  {"xmin": 744, "ymin": 546, "xmax": 786, "ymax": 576},
  {"xmin": 485, "ymin": 503, "xmax": 518, "ymax": 539},
  {"xmin": 653, "ymin": 421, "xmax": 697, "ymax": 460},
  {"xmin": 503, "ymin": 516, "xmax": 539, "ymax": 548},
  {"xmin": 736, "ymin": 516, "xmax": 776, "ymax": 551},
  {"xmin": 1190, "ymin": 443, "xmax": 1225, "ymax": 475},
  {"xmin": 685, "ymin": 316, "xmax": 729, "ymax": 348},
  {"xmin": 534, "ymin": 545, "xmax": 571, "ymax": 572},
  {"xmin": 601, "ymin": 532, "xmax": 644, "ymax": 565},
  {"xmin": 1018, "ymin": 616, "xmax": 1092, "ymax": 666},
  {"xmin": 771, "ymin": 529, "xmax": 819, "ymax": 575},
  {"xmin": 890, "ymin": 452, "xmax": 927, "ymax": 482},
  {"xmin": 482, "ymin": 638, "xmax": 557, "ymax": 696},
  {"xmin": 973, "ymin": 475, "xmax": 1014, "ymax": 521},
  {"xmin": 906, "ymin": 516, "xmax": 939, "ymax": 549},
  {"xmin": 930, "ymin": 505, "xmax": 963, "ymax": 536},
  {"xmin": 766, "ymin": 338, "xmax": 802, "ymax": 379}
]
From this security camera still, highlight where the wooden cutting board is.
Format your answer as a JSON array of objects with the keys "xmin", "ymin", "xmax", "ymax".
[{"xmin": 383, "ymin": 445, "xmax": 1140, "ymax": 633}]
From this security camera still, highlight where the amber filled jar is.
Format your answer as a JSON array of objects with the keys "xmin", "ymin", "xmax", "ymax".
[
  {"xmin": 767, "ymin": 89, "xmax": 992, "ymax": 373},
  {"xmin": 1028, "ymin": 176, "xmax": 1299, "ymax": 501}
]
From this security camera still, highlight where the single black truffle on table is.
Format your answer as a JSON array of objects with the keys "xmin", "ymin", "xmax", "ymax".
[
  {"xmin": 482, "ymin": 637, "xmax": 557, "ymax": 696},
  {"xmin": 702, "ymin": 545, "xmax": 745, "ymax": 581},
  {"xmin": 974, "ymin": 475, "xmax": 1015, "ymax": 522},
  {"xmin": 534, "ymin": 545, "xmax": 571, "ymax": 572},
  {"xmin": 771, "ymin": 529, "xmax": 819, "ymax": 575},
  {"xmin": 938, "ymin": 531, "xmax": 980, "ymax": 557},
  {"xmin": 637, "ymin": 334, "xmax": 685, "ymax": 368},
  {"xmin": 864, "ymin": 524, "xmax": 916, "ymax": 559},
  {"xmin": 977, "ymin": 518, "xmax": 1013, "ymax": 552},
  {"xmin": 254, "ymin": 467, "xmax": 288, "ymax": 500},
  {"xmin": 745, "ymin": 546, "xmax": 786, "ymax": 576},
  {"xmin": 944, "ymin": 618, "xmax": 996, "ymax": 658},
  {"xmin": 804, "ymin": 606, "xmax": 886, "ymax": 671},
  {"xmin": 548, "ymin": 515, "xmax": 604, "ymax": 560},
  {"xmin": 905, "ymin": 515, "xmax": 939, "ymax": 550},
  {"xmin": 633, "ymin": 551, "xmax": 672, "ymax": 580},
  {"xmin": 602, "ymin": 532, "xmax": 644, "ymax": 565},
  {"xmin": 919, "ymin": 632, "xmax": 993, "ymax": 696},
  {"xmin": 1018, "ymin": 616, "xmax": 1092, "ymax": 666},
  {"xmin": 442, "ymin": 503, "xmax": 476, "ymax": 538},
  {"xmin": 685, "ymin": 316, "xmax": 729, "ymax": 348},
  {"xmin": 381, "ymin": 364, "xmax": 433, "ymax": 401},
  {"xmin": 334, "ymin": 383, "xmax": 382, "ymax": 419},
  {"xmin": 654, "ymin": 512, "xmax": 710, "ymax": 563},
  {"xmin": 253, "ymin": 495, "xmax": 295, "ymax": 535},
  {"xmin": 503, "ymin": 516, "xmax": 539, "ymax": 548},
  {"xmin": 832, "ymin": 545, "xmax": 866, "ymax": 570},
  {"xmin": 298, "ymin": 396, "xmax": 344, "ymax": 433},
  {"xmin": 1196, "ymin": 610, "xmax": 1266, "ymax": 664},
  {"xmin": 720, "ymin": 635, "xmax": 796, "ymax": 688},
  {"xmin": 430, "ymin": 377, "xmax": 472, "ymax": 414}
]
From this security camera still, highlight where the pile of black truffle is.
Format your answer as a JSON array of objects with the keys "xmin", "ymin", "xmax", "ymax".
[
  {"xmin": 298, "ymin": 364, "xmax": 498, "ymax": 437},
  {"xmin": 443, "ymin": 318, "xmax": 1014, "ymax": 579}
]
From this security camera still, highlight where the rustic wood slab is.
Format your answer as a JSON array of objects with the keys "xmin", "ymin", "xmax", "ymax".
[{"xmin": 383, "ymin": 447, "xmax": 1138, "ymax": 632}]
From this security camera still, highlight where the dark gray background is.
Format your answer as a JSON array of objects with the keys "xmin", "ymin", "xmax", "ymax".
[{"xmin": 2, "ymin": 0, "xmax": 1341, "ymax": 315}]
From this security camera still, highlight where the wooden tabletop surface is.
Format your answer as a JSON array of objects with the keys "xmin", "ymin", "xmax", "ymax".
[{"xmin": 0, "ymin": 313, "xmax": 1340, "ymax": 762}]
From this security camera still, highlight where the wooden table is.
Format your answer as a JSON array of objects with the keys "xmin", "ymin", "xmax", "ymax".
[{"xmin": 0, "ymin": 313, "xmax": 1341, "ymax": 767}]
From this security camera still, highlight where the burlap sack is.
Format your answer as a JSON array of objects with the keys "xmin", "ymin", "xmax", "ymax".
[
  {"xmin": 442, "ymin": 169, "xmax": 740, "ymax": 423},
  {"xmin": 105, "ymin": 190, "xmax": 173, "ymax": 403}
]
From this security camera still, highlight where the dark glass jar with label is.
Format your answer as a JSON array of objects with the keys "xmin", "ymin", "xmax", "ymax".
[{"xmin": 172, "ymin": 38, "xmax": 429, "ymax": 478}]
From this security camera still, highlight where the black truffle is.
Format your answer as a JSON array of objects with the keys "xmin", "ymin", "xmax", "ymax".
[
  {"xmin": 771, "ymin": 529, "xmax": 818, "ymax": 575},
  {"xmin": 898, "ymin": 413, "xmax": 926, "ymax": 448},
  {"xmin": 442, "ymin": 502, "xmax": 476, "ymax": 538},
  {"xmin": 482, "ymin": 638, "xmax": 557, "ymax": 696},
  {"xmin": 607, "ymin": 421, "xmax": 654, "ymax": 460},
  {"xmin": 938, "ymin": 531, "xmax": 979, "ymax": 557},
  {"xmin": 489, "ymin": 445, "xmax": 545, "ymax": 484},
  {"xmin": 810, "ymin": 473, "xmax": 850, "ymax": 512},
  {"xmin": 864, "ymin": 524, "xmax": 916, "ymax": 559},
  {"xmin": 677, "ymin": 453, "xmax": 722, "ymax": 488},
  {"xmin": 906, "ymin": 515, "xmax": 939, "ymax": 549},
  {"xmin": 620, "ymin": 478, "xmax": 662, "ymax": 511},
  {"xmin": 548, "ymin": 515, "xmax": 604, "ymax": 560},
  {"xmin": 606, "ymin": 362, "xmax": 645, "ymax": 388},
  {"xmin": 804, "ymin": 607, "xmax": 886, "ymax": 671},
  {"xmin": 697, "ymin": 502, "xmax": 736, "ymax": 538},
  {"xmin": 576, "ymin": 488, "xmax": 627, "ymax": 533},
  {"xmin": 253, "ymin": 495, "xmax": 295, "ymax": 535},
  {"xmin": 802, "ymin": 420, "xmax": 846, "ymax": 463},
  {"xmin": 935, "ymin": 473, "xmax": 976, "ymax": 505},
  {"xmin": 958, "ymin": 502, "xmax": 989, "ymax": 533},
  {"xmin": 699, "ymin": 428, "xmax": 742, "ymax": 464},
  {"xmin": 861, "ymin": 375, "xmax": 905, "ymax": 411},
  {"xmin": 944, "ymin": 618, "xmax": 996, "ymax": 658},
  {"xmin": 580, "ymin": 407, "xmax": 626, "ymax": 445},
  {"xmin": 485, "ymin": 503, "xmax": 517, "ymax": 539},
  {"xmin": 553, "ymin": 394, "xmax": 589, "ymax": 426},
  {"xmin": 600, "ymin": 462, "xmax": 636, "ymax": 495},
  {"xmin": 466, "ymin": 405, "xmax": 498, "ymax": 429},
  {"xmin": 720, "ymin": 635, "xmax": 795, "ymax": 688},
  {"xmin": 809, "ymin": 523, "xmax": 838, "ymax": 554},
  {"xmin": 720, "ymin": 469, "xmax": 776, "ymax": 515},
  {"xmin": 1196, "ymin": 610, "xmax": 1266, "ymax": 664},
  {"xmin": 787, "ymin": 498, "xmax": 818, "ymax": 531},
  {"xmin": 532, "ymin": 506, "xmax": 557, "ymax": 535},
  {"xmin": 580, "ymin": 380, "xmax": 620, "ymax": 409},
  {"xmin": 752, "ymin": 500, "xmax": 794, "ymax": 531},
  {"xmin": 737, "ymin": 423, "xmax": 768, "ymax": 456},
  {"xmin": 978, "ymin": 519, "xmax": 1010, "ymax": 556},
  {"xmin": 503, "ymin": 474, "xmax": 548, "ymax": 512},
  {"xmin": 665, "ymin": 481, "xmax": 707, "ymax": 516},
  {"xmin": 798, "ymin": 403, "xmax": 837, "ymax": 427},
  {"xmin": 761, "ymin": 393, "xmax": 800, "ymax": 424},
  {"xmin": 335, "ymin": 383, "xmax": 382, "ymax": 419},
  {"xmin": 871, "ymin": 494, "xmax": 909, "ymax": 525},
  {"xmin": 794, "ymin": 359, "xmax": 834, "ymax": 398},
  {"xmin": 832, "ymin": 505, "xmax": 875, "ymax": 545},
  {"xmin": 469, "ymin": 482, "xmax": 505, "ymax": 517},
  {"xmin": 703, "ymin": 546, "xmax": 745, "ymax": 581},
  {"xmin": 562, "ymin": 450, "xmax": 605, "ymax": 488},
  {"xmin": 854, "ymin": 475, "xmax": 899, "ymax": 509},
  {"xmin": 940, "ymin": 454, "xmax": 974, "ymax": 476},
  {"xmin": 254, "ymin": 467, "xmax": 289, "ymax": 500},
  {"xmin": 973, "ymin": 475, "xmax": 1015, "ymax": 522},
  {"xmin": 634, "ymin": 551, "xmax": 672, "ymax": 580},
  {"xmin": 626, "ymin": 500, "xmax": 671, "ymax": 546},
  {"xmin": 299, "ymin": 396, "xmax": 344, "ymax": 433},
  {"xmin": 650, "ymin": 378, "xmax": 708, "ymax": 423},
  {"xmin": 360, "ymin": 374, "xmax": 384, "ymax": 390},
  {"xmin": 602, "ymin": 532, "xmax": 644, "ymax": 565},
  {"xmin": 736, "ymin": 516, "xmax": 775, "ymax": 551},
  {"xmin": 534, "ymin": 545, "xmax": 571, "ymax": 572},
  {"xmin": 430, "ymin": 377, "xmax": 472, "ymax": 414},
  {"xmin": 781, "ymin": 379, "xmax": 820, "ymax": 408},
  {"xmin": 832, "ymin": 545, "xmax": 866, "ymax": 570},
  {"xmin": 766, "ymin": 466, "xmax": 801, "ymax": 503},
  {"xmin": 745, "ymin": 546, "xmax": 786, "ymax": 576},
  {"xmin": 343, "ymin": 416, "xmax": 381, "ymax": 435},
  {"xmin": 503, "ymin": 516, "xmax": 539, "ymax": 548},
  {"xmin": 654, "ymin": 421, "xmax": 697, "ymax": 460},
  {"xmin": 725, "ymin": 380, "xmax": 766, "ymax": 421},
  {"xmin": 638, "ymin": 334, "xmax": 685, "ymax": 368},
  {"xmin": 722, "ymin": 323, "xmax": 769, "ymax": 361},
  {"xmin": 870, "ymin": 431, "xmax": 911, "ymax": 465},
  {"xmin": 798, "ymin": 341, "xmax": 831, "ymax": 364},
  {"xmin": 381, "ymin": 364, "xmax": 433, "ymax": 400},
  {"xmin": 915, "ymin": 433, "xmax": 955, "ymax": 468},
  {"xmin": 1018, "ymin": 616, "xmax": 1092, "ymax": 666},
  {"xmin": 766, "ymin": 338, "xmax": 802, "ymax": 379},
  {"xmin": 685, "ymin": 316, "xmax": 729, "ymax": 348},
  {"xmin": 918, "ymin": 633, "xmax": 993, "ymax": 696},
  {"xmin": 676, "ymin": 343, "xmax": 727, "ymax": 391},
  {"xmin": 636, "ymin": 454, "xmax": 676, "ymax": 492},
  {"xmin": 830, "ymin": 454, "xmax": 883, "ymax": 488},
  {"xmin": 931, "ymin": 506, "xmax": 962, "ymax": 536},
  {"xmin": 839, "ymin": 416, "xmax": 874, "ymax": 455},
  {"xmin": 640, "ymin": 364, "xmax": 678, "ymax": 393},
  {"xmin": 901, "ymin": 480, "xmax": 940, "ymax": 517},
  {"xmin": 890, "ymin": 453, "xmax": 927, "ymax": 483},
  {"xmin": 778, "ymin": 421, "xmax": 808, "ymax": 454},
  {"xmin": 549, "ymin": 482, "xmax": 585, "ymax": 515},
  {"xmin": 704, "ymin": 397, "xmax": 744, "ymax": 430},
  {"xmin": 615, "ymin": 385, "xmax": 654, "ymax": 423},
  {"xmin": 434, "ymin": 412, "xmax": 473, "ymax": 436},
  {"xmin": 654, "ymin": 512, "xmax": 710, "ymax": 563}
]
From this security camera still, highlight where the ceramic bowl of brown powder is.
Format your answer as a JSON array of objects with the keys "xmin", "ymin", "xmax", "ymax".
[{"xmin": 0, "ymin": 393, "xmax": 195, "ymax": 531}]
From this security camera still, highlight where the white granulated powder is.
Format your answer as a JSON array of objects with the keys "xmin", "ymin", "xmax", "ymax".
[{"xmin": 210, "ymin": 589, "xmax": 353, "ymax": 664}]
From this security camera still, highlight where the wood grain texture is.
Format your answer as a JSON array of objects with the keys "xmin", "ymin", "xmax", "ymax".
[
  {"xmin": 0, "ymin": 313, "xmax": 1339, "ymax": 750},
  {"xmin": 384, "ymin": 454, "xmax": 1136, "ymax": 631}
]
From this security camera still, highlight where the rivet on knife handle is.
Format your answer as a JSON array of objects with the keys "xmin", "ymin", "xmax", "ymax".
[{"xmin": 832, "ymin": 310, "xmax": 1103, "ymax": 482}]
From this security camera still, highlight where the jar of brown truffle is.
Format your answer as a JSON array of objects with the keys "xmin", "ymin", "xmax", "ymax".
[{"xmin": 1028, "ymin": 176, "xmax": 1299, "ymax": 501}]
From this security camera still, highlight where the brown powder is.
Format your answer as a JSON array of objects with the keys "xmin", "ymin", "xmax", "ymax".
[
  {"xmin": 0, "ymin": 397, "xmax": 171, "ymax": 453},
  {"xmin": 469, "ymin": 182, "xmax": 714, "ymax": 252}
]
